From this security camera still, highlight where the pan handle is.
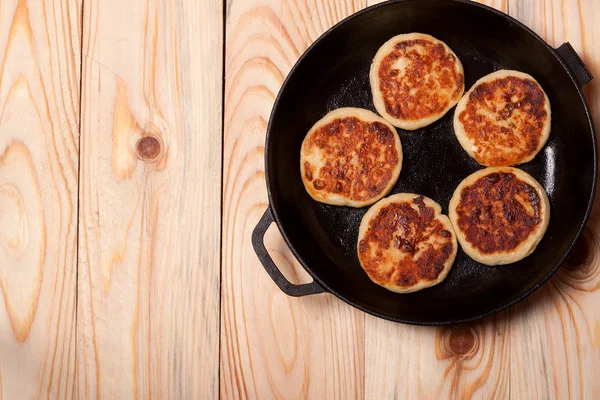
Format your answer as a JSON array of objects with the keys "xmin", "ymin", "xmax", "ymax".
[
  {"xmin": 252, "ymin": 208, "xmax": 326, "ymax": 297},
  {"xmin": 556, "ymin": 42, "xmax": 593, "ymax": 86}
]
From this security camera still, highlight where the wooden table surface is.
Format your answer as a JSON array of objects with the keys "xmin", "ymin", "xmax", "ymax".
[{"xmin": 1, "ymin": 0, "xmax": 599, "ymax": 398}]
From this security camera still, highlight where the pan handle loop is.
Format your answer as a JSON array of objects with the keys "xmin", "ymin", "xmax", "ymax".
[
  {"xmin": 556, "ymin": 42, "xmax": 593, "ymax": 86},
  {"xmin": 252, "ymin": 208, "xmax": 326, "ymax": 297}
]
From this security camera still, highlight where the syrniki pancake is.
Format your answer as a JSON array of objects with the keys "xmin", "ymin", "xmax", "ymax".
[
  {"xmin": 357, "ymin": 193, "xmax": 458, "ymax": 293},
  {"xmin": 453, "ymin": 70, "xmax": 551, "ymax": 166},
  {"xmin": 449, "ymin": 167, "xmax": 550, "ymax": 266},
  {"xmin": 370, "ymin": 33, "xmax": 465, "ymax": 130},
  {"xmin": 300, "ymin": 108, "xmax": 402, "ymax": 207}
]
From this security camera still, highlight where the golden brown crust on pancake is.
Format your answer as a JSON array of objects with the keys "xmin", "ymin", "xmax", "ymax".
[
  {"xmin": 358, "ymin": 194, "xmax": 457, "ymax": 293},
  {"xmin": 449, "ymin": 167, "xmax": 550, "ymax": 265},
  {"xmin": 453, "ymin": 70, "xmax": 551, "ymax": 166},
  {"xmin": 301, "ymin": 108, "xmax": 402, "ymax": 207},
  {"xmin": 455, "ymin": 172, "xmax": 541, "ymax": 253},
  {"xmin": 378, "ymin": 40, "xmax": 463, "ymax": 120},
  {"xmin": 370, "ymin": 33, "xmax": 464, "ymax": 130}
]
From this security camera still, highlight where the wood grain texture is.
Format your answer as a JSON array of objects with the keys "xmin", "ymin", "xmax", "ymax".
[
  {"xmin": 0, "ymin": 0, "xmax": 80, "ymax": 398},
  {"xmin": 76, "ymin": 0, "xmax": 222, "ymax": 398},
  {"xmin": 365, "ymin": 1, "xmax": 600, "ymax": 399},
  {"xmin": 1, "ymin": 0, "xmax": 596, "ymax": 398},
  {"xmin": 221, "ymin": 0, "xmax": 365, "ymax": 399}
]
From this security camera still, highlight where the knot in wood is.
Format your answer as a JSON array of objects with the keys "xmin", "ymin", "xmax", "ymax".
[
  {"xmin": 447, "ymin": 327, "xmax": 476, "ymax": 356},
  {"xmin": 136, "ymin": 135, "xmax": 162, "ymax": 162}
]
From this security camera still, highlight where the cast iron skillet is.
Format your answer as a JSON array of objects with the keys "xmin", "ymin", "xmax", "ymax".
[{"xmin": 252, "ymin": 0, "xmax": 596, "ymax": 325}]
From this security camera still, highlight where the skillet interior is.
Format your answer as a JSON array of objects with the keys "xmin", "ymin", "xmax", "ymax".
[{"xmin": 266, "ymin": 0, "xmax": 596, "ymax": 324}]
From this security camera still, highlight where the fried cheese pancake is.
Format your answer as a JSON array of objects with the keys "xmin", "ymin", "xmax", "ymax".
[
  {"xmin": 300, "ymin": 108, "xmax": 402, "ymax": 207},
  {"xmin": 358, "ymin": 194, "xmax": 457, "ymax": 293},
  {"xmin": 453, "ymin": 70, "xmax": 551, "ymax": 166},
  {"xmin": 449, "ymin": 167, "xmax": 550, "ymax": 265},
  {"xmin": 370, "ymin": 33, "xmax": 465, "ymax": 130}
]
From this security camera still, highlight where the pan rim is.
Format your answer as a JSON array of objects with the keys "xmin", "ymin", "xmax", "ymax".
[{"xmin": 263, "ymin": 0, "xmax": 598, "ymax": 325}]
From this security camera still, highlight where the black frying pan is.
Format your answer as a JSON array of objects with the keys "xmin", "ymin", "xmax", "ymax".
[{"xmin": 252, "ymin": 0, "xmax": 596, "ymax": 325}]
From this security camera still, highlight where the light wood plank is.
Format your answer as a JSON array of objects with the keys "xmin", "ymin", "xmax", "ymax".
[
  {"xmin": 364, "ymin": 1, "xmax": 600, "ymax": 399},
  {"xmin": 76, "ymin": 0, "xmax": 222, "ymax": 398},
  {"xmin": 221, "ymin": 0, "xmax": 366, "ymax": 398},
  {"xmin": 0, "ymin": 0, "xmax": 80, "ymax": 398}
]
